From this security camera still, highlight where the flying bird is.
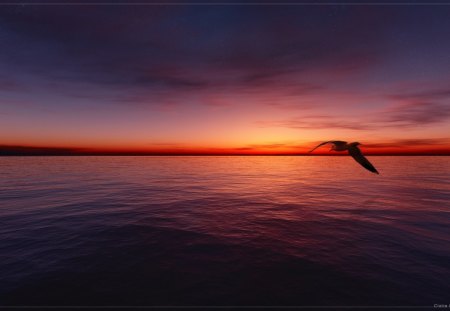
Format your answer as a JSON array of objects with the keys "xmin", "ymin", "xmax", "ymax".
[{"xmin": 309, "ymin": 141, "xmax": 379, "ymax": 174}]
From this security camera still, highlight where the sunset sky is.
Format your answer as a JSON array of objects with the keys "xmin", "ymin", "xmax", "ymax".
[{"xmin": 1, "ymin": 3, "xmax": 449, "ymax": 155}]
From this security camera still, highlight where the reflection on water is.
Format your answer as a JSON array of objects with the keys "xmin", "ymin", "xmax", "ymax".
[{"xmin": 1, "ymin": 156, "xmax": 449, "ymax": 306}]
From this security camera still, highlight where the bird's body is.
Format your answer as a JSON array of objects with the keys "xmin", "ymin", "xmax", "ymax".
[{"xmin": 309, "ymin": 141, "xmax": 379, "ymax": 174}]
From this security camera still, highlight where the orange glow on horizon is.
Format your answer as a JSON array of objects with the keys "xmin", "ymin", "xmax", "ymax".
[{"xmin": 1, "ymin": 142, "xmax": 449, "ymax": 156}]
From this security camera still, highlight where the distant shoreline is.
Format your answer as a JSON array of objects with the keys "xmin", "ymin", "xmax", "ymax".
[
  {"xmin": 2, "ymin": 144, "xmax": 450, "ymax": 157},
  {"xmin": 2, "ymin": 145, "xmax": 449, "ymax": 156}
]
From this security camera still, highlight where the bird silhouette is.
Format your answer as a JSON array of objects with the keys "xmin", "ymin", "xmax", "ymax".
[{"xmin": 309, "ymin": 141, "xmax": 379, "ymax": 174}]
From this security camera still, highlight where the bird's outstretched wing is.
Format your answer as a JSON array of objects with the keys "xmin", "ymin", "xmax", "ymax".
[
  {"xmin": 309, "ymin": 141, "xmax": 347, "ymax": 153},
  {"xmin": 348, "ymin": 145, "xmax": 379, "ymax": 174}
]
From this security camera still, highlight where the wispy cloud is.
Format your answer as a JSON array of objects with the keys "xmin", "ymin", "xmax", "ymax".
[
  {"xmin": 256, "ymin": 115, "xmax": 373, "ymax": 131},
  {"xmin": 379, "ymin": 85, "xmax": 450, "ymax": 127},
  {"xmin": 381, "ymin": 101, "xmax": 450, "ymax": 126},
  {"xmin": 388, "ymin": 87, "xmax": 450, "ymax": 101},
  {"xmin": 257, "ymin": 90, "xmax": 450, "ymax": 131},
  {"xmin": 234, "ymin": 143, "xmax": 290, "ymax": 151},
  {"xmin": 363, "ymin": 138, "xmax": 450, "ymax": 149}
]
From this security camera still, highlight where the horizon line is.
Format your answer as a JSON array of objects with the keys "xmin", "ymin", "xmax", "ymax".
[
  {"xmin": 2, "ymin": 154, "xmax": 450, "ymax": 156},
  {"xmin": 2, "ymin": 145, "xmax": 450, "ymax": 156},
  {"xmin": 2, "ymin": 153, "xmax": 450, "ymax": 156}
]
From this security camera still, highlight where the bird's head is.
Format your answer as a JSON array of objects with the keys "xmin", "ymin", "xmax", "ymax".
[{"xmin": 352, "ymin": 142, "xmax": 361, "ymax": 146}]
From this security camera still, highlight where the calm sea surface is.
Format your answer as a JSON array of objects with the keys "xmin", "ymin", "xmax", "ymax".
[{"xmin": 1, "ymin": 156, "xmax": 449, "ymax": 307}]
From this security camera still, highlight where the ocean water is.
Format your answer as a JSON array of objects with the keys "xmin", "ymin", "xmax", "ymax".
[{"xmin": 0, "ymin": 156, "xmax": 449, "ymax": 307}]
